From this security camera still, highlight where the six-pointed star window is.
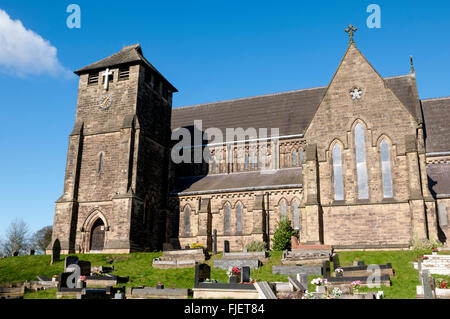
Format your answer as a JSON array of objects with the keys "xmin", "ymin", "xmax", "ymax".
[{"xmin": 350, "ymin": 88, "xmax": 363, "ymax": 100}]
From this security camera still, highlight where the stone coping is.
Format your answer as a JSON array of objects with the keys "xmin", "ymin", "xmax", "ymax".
[
  {"xmin": 326, "ymin": 275, "xmax": 391, "ymax": 287},
  {"xmin": 213, "ymin": 259, "xmax": 261, "ymax": 270},
  {"xmin": 272, "ymin": 265, "xmax": 322, "ymax": 276},
  {"xmin": 223, "ymin": 251, "xmax": 268, "ymax": 259},
  {"xmin": 163, "ymin": 249, "xmax": 205, "ymax": 256},
  {"xmin": 197, "ymin": 282, "xmax": 256, "ymax": 290}
]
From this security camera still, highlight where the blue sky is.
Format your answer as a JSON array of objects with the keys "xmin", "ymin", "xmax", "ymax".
[{"xmin": 0, "ymin": 1, "xmax": 449, "ymax": 236}]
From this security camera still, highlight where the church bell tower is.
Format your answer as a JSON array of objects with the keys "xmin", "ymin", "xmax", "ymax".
[{"xmin": 48, "ymin": 44, "xmax": 177, "ymax": 254}]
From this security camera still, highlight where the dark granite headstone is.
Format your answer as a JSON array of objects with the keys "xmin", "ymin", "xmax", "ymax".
[
  {"xmin": 224, "ymin": 240, "xmax": 230, "ymax": 253},
  {"xmin": 29, "ymin": 249, "xmax": 35, "ymax": 256},
  {"xmin": 194, "ymin": 263, "xmax": 211, "ymax": 288},
  {"xmin": 13, "ymin": 251, "xmax": 19, "ymax": 257},
  {"xmin": 322, "ymin": 260, "xmax": 331, "ymax": 278},
  {"xmin": 332, "ymin": 254, "xmax": 340, "ymax": 270},
  {"xmin": 64, "ymin": 256, "xmax": 79, "ymax": 271},
  {"xmin": 213, "ymin": 229, "xmax": 217, "ymax": 255},
  {"xmin": 51, "ymin": 239, "xmax": 61, "ymax": 265},
  {"xmin": 77, "ymin": 261, "xmax": 91, "ymax": 276},
  {"xmin": 241, "ymin": 266, "xmax": 251, "ymax": 283},
  {"xmin": 58, "ymin": 272, "xmax": 73, "ymax": 291}
]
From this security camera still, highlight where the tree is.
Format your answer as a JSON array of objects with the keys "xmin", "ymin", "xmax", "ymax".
[
  {"xmin": 271, "ymin": 218, "xmax": 297, "ymax": 251},
  {"xmin": 30, "ymin": 226, "xmax": 53, "ymax": 254},
  {"xmin": 0, "ymin": 218, "xmax": 30, "ymax": 256}
]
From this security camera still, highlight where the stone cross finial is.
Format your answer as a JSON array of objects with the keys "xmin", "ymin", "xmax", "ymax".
[
  {"xmin": 345, "ymin": 25, "xmax": 358, "ymax": 43},
  {"xmin": 102, "ymin": 68, "xmax": 114, "ymax": 90}
]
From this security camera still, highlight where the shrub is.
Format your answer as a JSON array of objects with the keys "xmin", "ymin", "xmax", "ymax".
[
  {"xmin": 412, "ymin": 235, "xmax": 443, "ymax": 251},
  {"xmin": 271, "ymin": 218, "xmax": 297, "ymax": 251},
  {"xmin": 190, "ymin": 243, "xmax": 205, "ymax": 249},
  {"xmin": 245, "ymin": 241, "xmax": 267, "ymax": 252}
]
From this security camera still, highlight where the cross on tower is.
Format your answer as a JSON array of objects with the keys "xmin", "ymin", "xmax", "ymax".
[
  {"xmin": 345, "ymin": 25, "xmax": 358, "ymax": 43},
  {"xmin": 102, "ymin": 68, "xmax": 114, "ymax": 90}
]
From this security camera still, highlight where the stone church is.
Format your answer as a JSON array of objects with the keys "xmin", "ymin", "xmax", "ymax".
[{"xmin": 48, "ymin": 31, "xmax": 450, "ymax": 254}]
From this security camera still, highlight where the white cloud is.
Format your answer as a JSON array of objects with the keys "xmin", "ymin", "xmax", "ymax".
[{"xmin": 0, "ymin": 9, "xmax": 70, "ymax": 77}]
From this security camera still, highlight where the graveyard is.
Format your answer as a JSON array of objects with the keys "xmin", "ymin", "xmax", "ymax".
[{"xmin": 1, "ymin": 246, "xmax": 448, "ymax": 299}]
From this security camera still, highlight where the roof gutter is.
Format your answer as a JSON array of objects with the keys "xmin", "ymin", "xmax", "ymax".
[{"xmin": 170, "ymin": 183, "xmax": 303, "ymax": 196}]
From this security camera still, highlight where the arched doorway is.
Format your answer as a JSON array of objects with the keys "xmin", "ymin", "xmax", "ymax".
[{"xmin": 90, "ymin": 219, "xmax": 105, "ymax": 251}]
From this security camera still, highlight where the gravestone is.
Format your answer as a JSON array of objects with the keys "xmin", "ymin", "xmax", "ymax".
[
  {"xmin": 288, "ymin": 276, "xmax": 306, "ymax": 291},
  {"xmin": 213, "ymin": 230, "xmax": 217, "ymax": 255},
  {"xmin": 422, "ymin": 270, "xmax": 435, "ymax": 299},
  {"xmin": 322, "ymin": 260, "xmax": 331, "ymax": 278},
  {"xmin": 77, "ymin": 261, "xmax": 92, "ymax": 276},
  {"xmin": 254, "ymin": 282, "xmax": 277, "ymax": 299},
  {"xmin": 241, "ymin": 266, "xmax": 251, "ymax": 283},
  {"xmin": 65, "ymin": 256, "xmax": 79, "ymax": 271},
  {"xmin": 51, "ymin": 239, "xmax": 61, "ymax": 265},
  {"xmin": 224, "ymin": 240, "xmax": 230, "ymax": 253},
  {"xmin": 13, "ymin": 251, "xmax": 19, "ymax": 257},
  {"xmin": 194, "ymin": 263, "xmax": 211, "ymax": 288},
  {"xmin": 37, "ymin": 276, "xmax": 51, "ymax": 282},
  {"xmin": 58, "ymin": 272, "xmax": 75, "ymax": 291},
  {"xmin": 332, "ymin": 254, "xmax": 340, "ymax": 270},
  {"xmin": 296, "ymin": 273, "xmax": 309, "ymax": 291},
  {"xmin": 418, "ymin": 261, "xmax": 423, "ymax": 283},
  {"xmin": 28, "ymin": 249, "xmax": 35, "ymax": 256}
]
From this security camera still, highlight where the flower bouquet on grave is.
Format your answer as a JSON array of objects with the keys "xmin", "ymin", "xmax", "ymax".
[
  {"xmin": 311, "ymin": 278, "xmax": 327, "ymax": 294},
  {"xmin": 156, "ymin": 281, "xmax": 164, "ymax": 289},
  {"xmin": 351, "ymin": 280, "xmax": 361, "ymax": 294},
  {"xmin": 432, "ymin": 248, "xmax": 439, "ymax": 255},
  {"xmin": 227, "ymin": 267, "xmax": 241, "ymax": 284},
  {"xmin": 335, "ymin": 268, "xmax": 344, "ymax": 277}
]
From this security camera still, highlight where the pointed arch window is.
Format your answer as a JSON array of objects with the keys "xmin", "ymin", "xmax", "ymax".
[
  {"xmin": 98, "ymin": 153, "xmax": 104, "ymax": 173},
  {"xmin": 355, "ymin": 124, "xmax": 369, "ymax": 199},
  {"xmin": 211, "ymin": 157, "xmax": 216, "ymax": 174},
  {"xmin": 380, "ymin": 139, "xmax": 393, "ymax": 198},
  {"xmin": 184, "ymin": 206, "xmax": 191, "ymax": 236},
  {"xmin": 281, "ymin": 200, "xmax": 287, "ymax": 220},
  {"xmin": 333, "ymin": 143, "xmax": 344, "ymax": 201},
  {"xmin": 257, "ymin": 152, "xmax": 262, "ymax": 169},
  {"xmin": 299, "ymin": 149, "xmax": 304, "ymax": 165},
  {"xmin": 244, "ymin": 153, "xmax": 249, "ymax": 171},
  {"xmin": 251, "ymin": 151, "xmax": 256, "ymax": 170},
  {"xmin": 293, "ymin": 201, "xmax": 300, "ymax": 230},
  {"xmin": 292, "ymin": 150, "xmax": 298, "ymax": 166},
  {"xmin": 236, "ymin": 204, "xmax": 242, "ymax": 233},
  {"xmin": 224, "ymin": 204, "xmax": 231, "ymax": 233}
]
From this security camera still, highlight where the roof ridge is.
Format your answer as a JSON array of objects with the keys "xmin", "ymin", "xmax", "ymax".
[
  {"xmin": 174, "ymin": 86, "xmax": 328, "ymax": 110},
  {"xmin": 421, "ymin": 96, "xmax": 450, "ymax": 102},
  {"xmin": 384, "ymin": 74, "xmax": 411, "ymax": 80}
]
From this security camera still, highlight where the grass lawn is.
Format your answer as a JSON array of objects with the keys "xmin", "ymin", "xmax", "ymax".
[{"xmin": 0, "ymin": 249, "xmax": 436, "ymax": 299}]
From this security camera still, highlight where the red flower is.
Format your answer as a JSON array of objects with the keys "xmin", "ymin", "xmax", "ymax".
[
  {"xmin": 442, "ymin": 282, "xmax": 447, "ymax": 289},
  {"xmin": 232, "ymin": 267, "xmax": 241, "ymax": 274}
]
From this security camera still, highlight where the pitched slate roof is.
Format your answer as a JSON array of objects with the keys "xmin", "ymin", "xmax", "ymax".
[
  {"xmin": 75, "ymin": 44, "xmax": 177, "ymax": 91},
  {"xmin": 172, "ymin": 87, "xmax": 327, "ymax": 136},
  {"xmin": 427, "ymin": 163, "xmax": 450, "ymax": 198},
  {"xmin": 172, "ymin": 75, "xmax": 419, "ymax": 136},
  {"xmin": 172, "ymin": 168, "xmax": 303, "ymax": 195},
  {"xmin": 385, "ymin": 75, "xmax": 422, "ymax": 123},
  {"xmin": 421, "ymin": 97, "xmax": 450, "ymax": 153}
]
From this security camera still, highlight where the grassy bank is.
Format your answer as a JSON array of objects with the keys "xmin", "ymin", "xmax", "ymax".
[{"xmin": 0, "ymin": 249, "xmax": 436, "ymax": 299}]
